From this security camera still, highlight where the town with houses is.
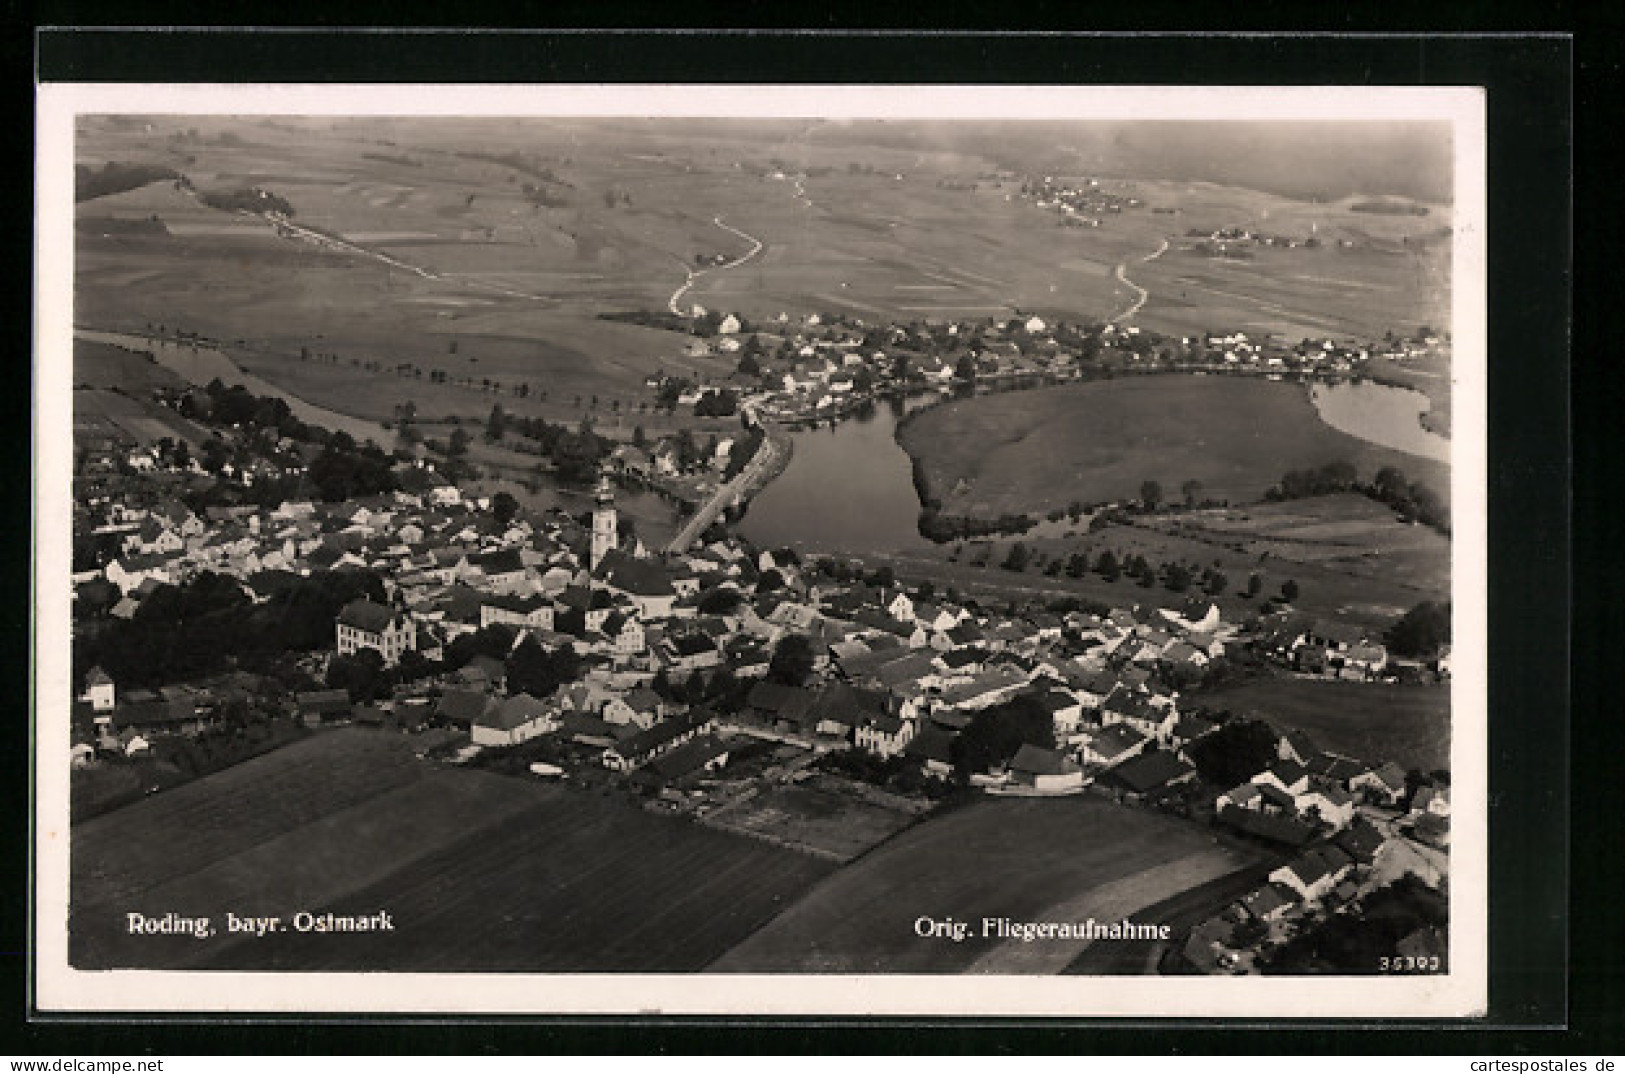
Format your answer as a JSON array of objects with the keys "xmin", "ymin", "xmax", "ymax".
[{"xmin": 69, "ymin": 309, "xmax": 1451, "ymax": 974}]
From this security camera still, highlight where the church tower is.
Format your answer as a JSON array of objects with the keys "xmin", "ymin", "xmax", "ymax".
[{"xmin": 590, "ymin": 473, "xmax": 617, "ymax": 570}]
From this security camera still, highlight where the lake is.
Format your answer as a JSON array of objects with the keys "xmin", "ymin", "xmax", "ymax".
[
  {"xmin": 739, "ymin": 395, "xmax": 938, "ymax": 554},
  {"xmin": 1309, "ymin": 379, "xmax": 1451, "ymax": 463}
]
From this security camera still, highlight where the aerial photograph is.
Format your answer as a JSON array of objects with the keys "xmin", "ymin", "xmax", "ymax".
[{"xmin": 60, "ymin": 108, "xmax": 1458, "ymax": 985}]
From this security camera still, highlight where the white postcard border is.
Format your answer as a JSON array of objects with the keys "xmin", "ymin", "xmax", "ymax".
[{"xmin": 34, "ymin": 82, "xmax": 1488, "ymax": 1018}]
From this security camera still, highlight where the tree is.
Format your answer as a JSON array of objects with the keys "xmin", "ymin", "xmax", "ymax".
[
  {"xmin": 951, "ymin": 695, "xmax": 1055, "ymax": 777},
  {"xmin": 1181, "ymin": 478, "xmax": 1204, "ymax": 507},
  {"xmin": 1245, "ymin": 572, "xmax": 1262, "ymax": 598},
  {"xmin": 768, "ymin": 633, "xmax": 815, "ymax": 687},
  {"xmin": 505, "ymin": 637, "xmax": 580, "ymax": 698},
  {"xmin": 447, "ymin": 427, "xmax": 471, "ymax": 457},
  {"xmin": 631, "ymin": 425, "xmax": 647, "ymax": 448},
  {"xmin": 1001, "ymin": 542, "xmax": 1030, "ymax": 572},
  {"xmin": 697, "ymin": 587, "xmax": 744, "ymax": 615},
  {"xmin": 1280, "ymin": 579, "xmax": 1300, "ymax": 603},
  {"xmin": 1094, "ymin": 550, "xmax": 1121, "ymax": 582},
  {"xmin": 490, "ymin": 491, "xmax": 519, "ymax": 527},
  {"xmin": 1140, "ymin": 480, "xmax": 1162, "ymax": 510},
  {"xmin": 1386, "ymin": 601, "xmax": 1451, "ymax": 658},
  {"xmin": 954, "ymin": 354, "xmax": 978, "ymax": 382},
  {"xmin": 486, "ymin": 404, "xmax": 508, "ymax": 442},
  {"xmin": 1205, "ymin": 570, "xmax": 1228, "ymax": 596},
  {"xmin": 1162, "ymin": 562, "xmax": 1191, "ymax": 593},
  {"xmin": 327, "ymin": 647, "xmax": 388, "ymax": 704},
  {"xmin": 1186, "ymin": 718, "xmax": 1279, "ymax": 786}
]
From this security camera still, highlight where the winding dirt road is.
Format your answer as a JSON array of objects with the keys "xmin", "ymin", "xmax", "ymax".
[
  {"xmin": 1109, "ymin": 237, "xmax": 1170, "ymax": 324},
  {"xmin": 666, "ymin": 215, "xmax": 766, "ymax": 315}
]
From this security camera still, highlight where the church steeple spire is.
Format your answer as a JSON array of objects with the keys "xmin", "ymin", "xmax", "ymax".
[{"xmin": 590, "ymin": 471, "xmax": 617, "ymax": 570}]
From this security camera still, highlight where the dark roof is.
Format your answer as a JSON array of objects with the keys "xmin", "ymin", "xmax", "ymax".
[
  {"xmin": 1241, "ymin": 883, "xmax": 1298, "ymax": 919},
  {"xmin": 1009, "ymin": 744, "xmax": 1075, "ymax": 777},
  {"xmin": 1334, "ymin": 817, "xmax": 1387, "ymax": 863},
  {"xmin": 1035, "ymin": 689, "xmax": 1080, "ymax": 715},
  {"xmin": 1172, "ymin": 714, "xmax": 1217, "ymax": 741},
  {"xmin": 436, "ymin": 689, "xmax": 490, "ymax": 724},
  {"xmin": 336, "ymin": 598, "xmax": 401, "ymax": 634},
  {"xmin": 477, "ymin": 692, "xmax": 549, "ymax": 731},
  {"xmin": 647, "ymin": 734, "xmax": 731, "ymax": 782},
  {"xmin": 1105, "ymin": 750, "xmax": 1194, "ymax": 794},
  {"xmin": 1216, "ymin": 805, "xmax": 1316, "ymax": 848},
  {"xmin": 808, "ymin": 682, "xmax": 887, "ymax": 728},
  {"xmin": 472, "ymin": 548, "xmax": 525, "ymax": 575},
  {"xmin": 1270, "ymin": 759, "xmax": 1309, "ymax": 785},
  {"xmin": 1285, "ymin": 844, "xmax": 1354, "ymax": 887},
  {"xmin": 1087, "ymin": 722, "xmax": 1146, "ymax": 759},
  {"xmin": 614, "ymin": 709, "xmax": 715, "ymax": 761},
  {"xmin": 1256, "ymin": 782, "xmax": 1299, "ymax": 811},
  {"xmin": 597, "ymin": 549, "xmax": 675, "ymax": 597},
  {"xmin": 1307, "ymin": 752, "xmax": 1368, "ymax": 783},
  {"xmin": 904, "ymin": 723, "xmax": 957, "ymax": 764}
]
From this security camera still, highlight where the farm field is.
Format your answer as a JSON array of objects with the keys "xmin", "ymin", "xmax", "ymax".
[
  {"xmin": 73, "ymin": 387, "xmax": 210, "ymax": 449},
  {"xmin": 70, "ymin": 726, "xmax": 833, "ymax": 972},
  {"xmin": 709, "ymin": 795, "xmax": 1261, "ymax": 974},
  {"xmin": 73, "ymin": 337, "xmax": 189, "ymax": 393},
  {"xmin": 701, "ymin": 774, "xmax": 921, "ymax": 861},
  {"xmin": 1188, "ymin": 677, "xmax": 1451, "ymax": 772},
  {"xmin": 75, "ymin": 116, "xmax": 1450, "ymax": 439},
  {"xmin": 896, "ymin": 375, "xmax": 1451, "ymax": 520}
]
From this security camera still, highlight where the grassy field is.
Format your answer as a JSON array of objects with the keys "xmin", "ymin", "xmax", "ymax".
[
  {"xmin": 709, "ymin": 795, "xmax": 1260, "ymax": 974},
  {"xmin": 1189, "ymin": 677, "xmax": 1451, "ymax": 772},
  {"xmin": 702, "ymin": 774, "xmax": 920, "ymax": 861},
  {"xmin": 897, "ymin": 375, "xmax": 1451, "ymax": 520},
  {"xmin": 69, "ymin": 726, "xmax": 833, "ymax": 971}
]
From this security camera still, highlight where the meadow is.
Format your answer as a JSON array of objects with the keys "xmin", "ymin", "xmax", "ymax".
[
  {"xmin": 709, "ymin": 795, "xmax": 1260, "ymax": 974},
  {"xmin": 1189, "ymin": 677, "xmax": 1452, "ymax": 772},
  {"xmin": 897, "ymin": 375, "xmax": 1451, "ymax": 520}
]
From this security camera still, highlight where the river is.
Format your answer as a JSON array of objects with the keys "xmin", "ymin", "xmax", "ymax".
[
  {"xmin": 75, "ymin": 329, "xmax": 395, "ymax": 448},
  {"xmin": 1308, "ymin": 379, "xmax": 1451, "ymax": 463},
  {"xmin": 739, "ymin": 395, "xmax": 939, "ymax": 554}
]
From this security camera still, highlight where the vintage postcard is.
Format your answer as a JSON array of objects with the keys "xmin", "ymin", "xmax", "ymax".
[{"xmin": 34, "ymin": 83, "xmax": 1486, "ymax": 1017}]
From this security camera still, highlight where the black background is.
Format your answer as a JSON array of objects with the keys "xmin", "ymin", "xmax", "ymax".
[{"xmin": 9, "ymin": 18, "xmax": 1600, "ymax": 1056}]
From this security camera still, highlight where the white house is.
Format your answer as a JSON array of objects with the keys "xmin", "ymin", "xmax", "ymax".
[
  {"xmin": 80, "ymin": 666, "xmax": 116, "ymax": 712},
  {"xmin": 335, "ymin": 599, "xmax": 417, "ymax": 667},
  {"xmin": 471, "ymin": 693, "xmax": 556, "ymax": 747}
]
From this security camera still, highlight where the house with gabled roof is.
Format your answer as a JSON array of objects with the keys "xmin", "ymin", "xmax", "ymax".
[
  {"xmin": 1351, "ymin": 760, "xmax": 1408, "ymax": 805},
  {"xmin": 1239, "ymin": 883, "xmax": 1299, "ymax": 922},
  {"xmin": 1103, "ymin": 749, "xmax": 1195, "ymax": 796},
  {"xmin": 1008, "ymin": 744, "xmax": 1084, "ymax": 792},
  {"xmin": 854, "ymin": 710, "xmax": 916, "ymax": 758},
  {"xmin": 1216, "ymin": 805, "xmax": 1316, "ymax": 849},
  {"xmin": 1078, "ymin": 722, "xmax": 1147, "ymax": 767},
  {"xmin": 335, "ymin": 598, "xmax": 416, "ymax": 667},
  {"xmin": 435, "ymin": 688, "xmax": 490, "ymax": 729},
  {"xmin": 603, "ymin": 709, "xmax": 717, "ymax": 771},
  {"xmin": 471, "ymin": 692, "xmax": 555, "ymax": 747},
  {"xmin": 904, "ymin": 721, "xmax": 958, "ymax": 776},
  {"xmin": 1255, "ymin": 759, "xmax": 1310, "ymax": 796},
  {"xmin": 1269, "ymin": 844, "xmax": 1355, "ymax": 902},
  {"xmin": 596, "ymin": 549, "xmax": 677, "ymax": 619}
]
